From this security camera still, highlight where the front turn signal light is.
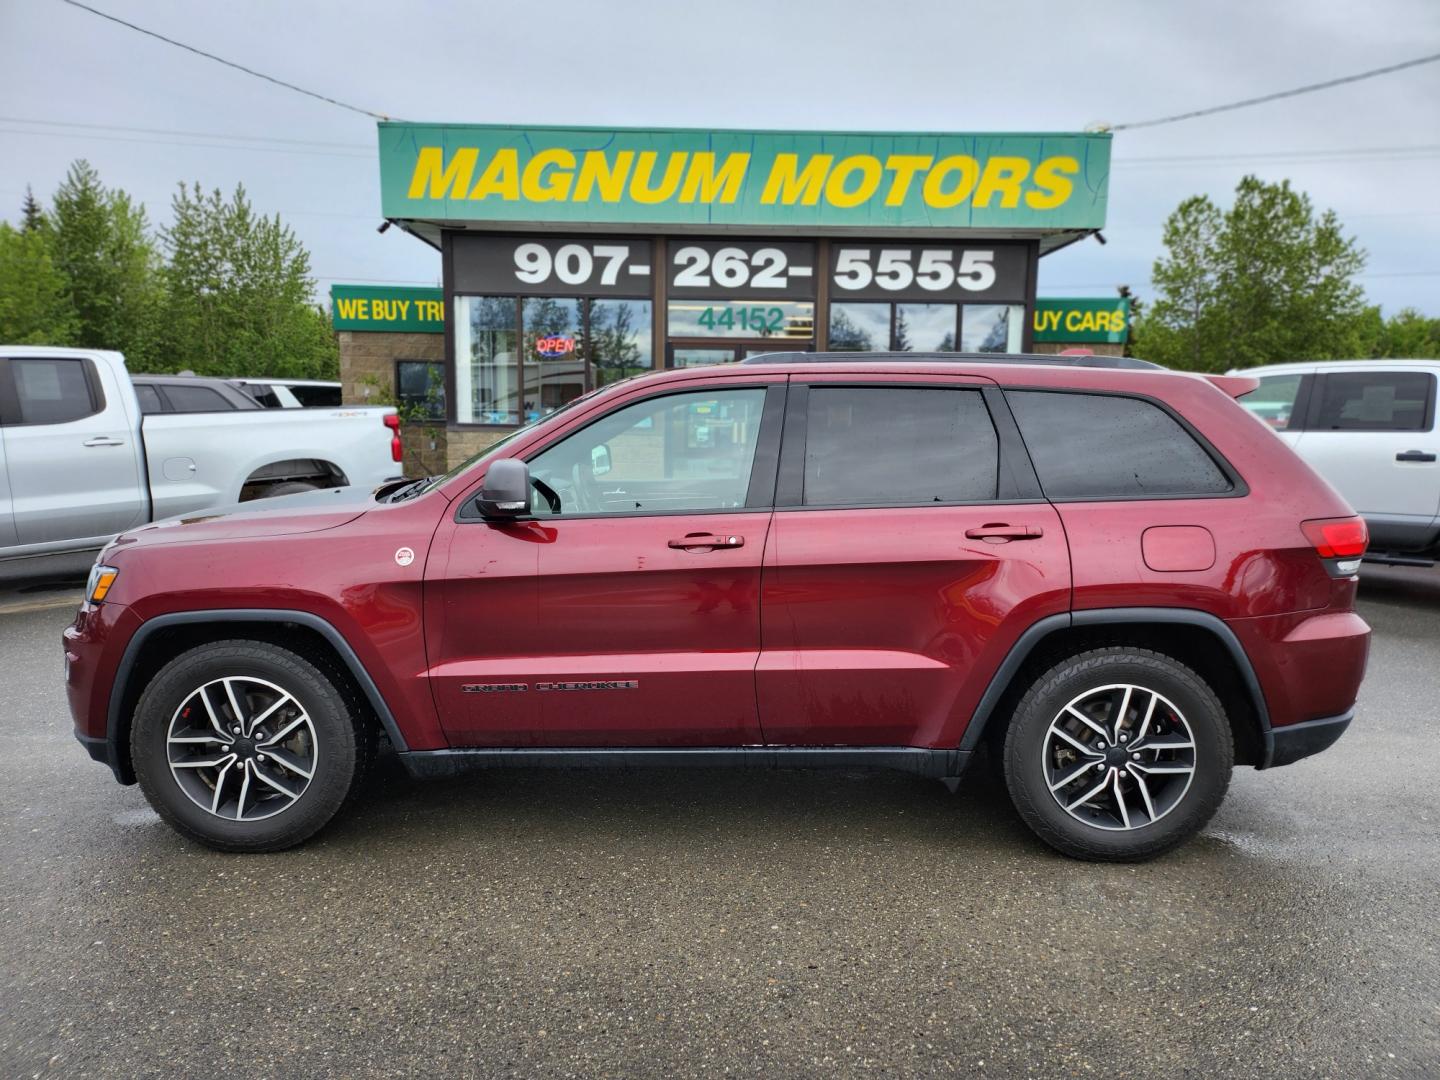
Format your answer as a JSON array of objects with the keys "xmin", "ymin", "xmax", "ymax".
[{"xmin": 86, "ymin": 564, "xmax": 120, "ymax": 604}]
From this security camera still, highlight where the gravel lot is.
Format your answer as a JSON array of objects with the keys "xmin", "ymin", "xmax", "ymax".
[{"xmin": 1, "ymin": 563, "xmax": 1437, "ymax": 1078}]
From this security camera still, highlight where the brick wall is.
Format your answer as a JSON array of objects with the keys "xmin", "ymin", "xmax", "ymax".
[
  {"xmin": 445, "ymin": 428, "xmax": 510, "ymax": 470},
  {"xmin": 339, "ymin": 330, "xmax": 449, "ymax": 476}
]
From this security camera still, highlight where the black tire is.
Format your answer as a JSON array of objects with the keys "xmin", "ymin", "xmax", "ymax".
[
  {"xmin": 131, "ymin": 639, "xmax": 373, "ymax": 852},
  {"xmin": 1002, "ymin": 647, "xmax": 1233, "ymax": 862},
  {"xmin": 257, "ymin": 481, "xmax": 322, "ymax": 499}
]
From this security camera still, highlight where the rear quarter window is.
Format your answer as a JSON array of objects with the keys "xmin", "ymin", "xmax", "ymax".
[{"xmin": 1007, "ymin": 390, "xmax": 1233, "ymax": 499}]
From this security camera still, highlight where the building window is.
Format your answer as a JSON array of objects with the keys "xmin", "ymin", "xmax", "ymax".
[
  {"xmin": 896, "ymin": 304, "xmax": 956, "ymax": 351},
  {"xmin": 667, "ymin": 300, "xmax": 814, "ymax": 341},
  {"xmin": 453, "ymin": 294, "xmax": 656, "ymax": 425},
  {"xmin": 454, "ymin": 295, "xmax": 522, "ymax": 424},
  {"xmin": 522, "ymin": 297, "xmax": 585, "ymax": 421},
  {"xmin": 395, "ymin": 360, "xmax": 445, "ymax": 420},
  {"xmin": 587, "ymin": 298, "xmax": 654, "ymax": 385},
  {"xmin": 828, "ymin": 302, "xmax": 1023, "ymax": 353},
  {"xmin": 828, "ymin": 303, "xmax": 890, "ymax": 351},
  {"xmin": 960, "ymin": 304, "xmax": 1024, "ymax": 353}
]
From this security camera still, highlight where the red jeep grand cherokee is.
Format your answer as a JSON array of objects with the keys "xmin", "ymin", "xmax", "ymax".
[{"xmin": 64, "ymin": 354, "xmax": 1371, "ymax": 861}]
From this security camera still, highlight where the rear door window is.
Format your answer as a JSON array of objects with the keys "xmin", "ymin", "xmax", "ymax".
[
  {"xmin": 290, "ymin": 384, "xmax": 342, "ymax": 407},
  {"xmin": 161, "ymin": 384, "xmax": 240, "ymax": 413},
  {"xmin": 133, "ymin": 383, "xmax": 165, "ymax": 414},
  {"xmin": 1008, "ymin": 390, "xmax": 1232, "ymax": 499},
  {"xmin": 1312, "ymin": 371, "xmax": 1435, "ymax": 432},
  {"xmin": 801, "ymin": 386, "xmax": 998, "ymax": 506},
  {"xmin": 10, "ymin": 357, "xmax": 101, "ymax": 424},
  {"xmin": 1241, "ymin": 373, "xmax": 1306, "ymax": 431}
]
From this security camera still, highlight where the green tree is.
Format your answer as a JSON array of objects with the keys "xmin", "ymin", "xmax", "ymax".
[
  {"xmin": 160, "ymin": 182, "xmax": 337, "ymax": 378},
  {"xmin": 21, "ymin": 186, "xmax": 46, "ymax": 233},
  {"xmin": 0, "ymin": 222, "xmax": 80, "ymax": 344},
  {"xmin": 48, "ymin": 160, "xmax": 163, "ymax": 366},
  {"xmin": 1135, "ymin": 176, "xmax": 1369, "ymax": 371},
  {"xmin": 1369, "ymin": 307, "xmax": 1440, "ymax": 359}
]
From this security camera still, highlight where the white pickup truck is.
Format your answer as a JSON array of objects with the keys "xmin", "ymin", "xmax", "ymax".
[
  {"xmin": 0, "ymin": 346, "xmax": 404, "ymax": 560},
  {"xmin": 1236, "ymin": 358, "xmax": 1440, "ymax": 565}
]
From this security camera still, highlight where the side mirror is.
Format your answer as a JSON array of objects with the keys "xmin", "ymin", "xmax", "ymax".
[
  {"xmin": 475, "ymin": 458, "xmax": 531, "ymax": 518},
  {"xmin": 590, "ymin": 444, "xmax": 612, "ymax": 477}
]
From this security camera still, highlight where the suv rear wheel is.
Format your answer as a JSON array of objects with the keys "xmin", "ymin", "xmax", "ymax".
[
  {"xmin": 1003, "ymin": 648, "xmax": 1233, "ymax": 862},
  {"xmin": 131, "ymin": 640, "xmax": 371, "ymax": 852}
]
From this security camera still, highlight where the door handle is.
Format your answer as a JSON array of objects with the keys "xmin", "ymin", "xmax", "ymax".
[
  {"xmin": 83, "ymin": 436, "xmax": 125, "ymax": 448},
  {"xmin": 1396, "ymin": 450, "xmax": 1437, "ymax": 463},
  {"xmin": 668, "ymin": 533, "xmax": 744, "ymax": 551},
  {"xmin": 965, "ymin": 524, "xmax": 1044, "ymax": 542}
]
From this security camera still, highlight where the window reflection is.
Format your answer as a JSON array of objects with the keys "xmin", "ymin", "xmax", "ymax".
[
  {"xmin": 828, "ymin": 303, "xmax": 889, "ymax": 351},
  {"xmin": 454, "ymin": 296, "xmax": 520, "ymax": 425},
  {"xmin": 961, "ymin": 305, "xmax": 1024, "ymax": 353},
  {"xmin": 895, "ymin": 304, "xmax": 957, "ymax": 351}
]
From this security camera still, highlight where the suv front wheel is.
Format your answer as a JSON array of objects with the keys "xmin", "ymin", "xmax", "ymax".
[
  {"xmin": 131, "ymin": 640, "xmax": 371, "ymax": 852},
  {"xmin": 1003, "ymin": 647, "xmax": 1233, "ymax": 862}
]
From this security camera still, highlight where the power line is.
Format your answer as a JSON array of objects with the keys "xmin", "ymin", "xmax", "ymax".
[
  {"xmin": 1114, "ymin": 145, "xmax": 1440, "ymax": 167},
  {"xmin": 0, "ymin": 115, "xmax": 371, "ymax": 151},
  {"xmin": 57, "ymin": 0, "xmax": 397, "ymax": 122},
  {"xmin": 1108, "ymin": 51, "xmax": 1440, "ymax": 132},
  {"xmin": 0, "ymin": 126, "xmax": 374, "ymax": 160}
]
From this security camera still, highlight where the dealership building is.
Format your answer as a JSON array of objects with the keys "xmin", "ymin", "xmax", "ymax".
[{"xmin": 337, "ymin": 122, "xmax": 1125, "ymax": 469}]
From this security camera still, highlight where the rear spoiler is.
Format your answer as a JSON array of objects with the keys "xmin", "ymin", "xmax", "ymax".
[{"xmin": 1202, "ymin": 374, "xmax": 1259, "ymax": 398}]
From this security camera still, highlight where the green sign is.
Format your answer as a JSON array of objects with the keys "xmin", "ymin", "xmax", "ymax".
[
  {"xmin": 378, "ymin": 122, "xmax": 1110, "ymax": 232},
  {"xmin": 1033, "ymin": 297, "xmax": 1129, "ymax": 343},
  {"xmin": 331, "ymin": 284, "xmax": 443, "ymax": 333}
]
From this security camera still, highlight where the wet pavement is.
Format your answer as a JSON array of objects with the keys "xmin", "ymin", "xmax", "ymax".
[{"xmin": 1, "ymin": 564, "xmax": 1437, "ymax": 1078}]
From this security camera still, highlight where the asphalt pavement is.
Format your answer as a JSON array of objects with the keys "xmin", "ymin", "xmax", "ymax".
[{"xmin": 1, "ymin": 564, "xmax": 1437, "ymax": 1078}]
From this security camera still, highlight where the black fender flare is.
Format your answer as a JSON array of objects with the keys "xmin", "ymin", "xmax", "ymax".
[
  {"xmin": 959, "ymin": 607, "xmax": 1277, "ymax": 767},
  {"xmin": 105, "ymin": 608, "xmax": 410, "ymax": 784}
]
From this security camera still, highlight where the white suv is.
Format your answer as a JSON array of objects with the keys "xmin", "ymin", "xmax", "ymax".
[{"xmin": 1235, "ymin": 359, "xmax": 1440, "ymax": 565}]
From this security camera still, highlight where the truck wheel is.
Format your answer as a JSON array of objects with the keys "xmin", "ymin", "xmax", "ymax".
[
  {"xmin": 258, "ymin": 481, "xmax": 322, "ymax": 498},
  {"xmin": 130, "ymin": 640, "xmax": 372, "ymax": 852},
  {"xmin": 1002, "ymin": 648, "xmax": 1233, "ymax": 862}
]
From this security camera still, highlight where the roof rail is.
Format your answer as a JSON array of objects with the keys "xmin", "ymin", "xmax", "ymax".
[{"xmin": 739, "ymin": 351, "xmax": 1164, "ymax": 371}]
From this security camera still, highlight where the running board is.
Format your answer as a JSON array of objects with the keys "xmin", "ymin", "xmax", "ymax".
[{"xmin": 398, "ymin": 746, "xmax": 971, "ymax": 779}]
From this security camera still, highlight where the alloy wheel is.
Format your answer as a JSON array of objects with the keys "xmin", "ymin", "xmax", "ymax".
[
  {"xmin": 166, "ymin": 676, "xmax": 318, "ymax": 821},
  {"xmin": 1042, "ymin": 683, "xmax": 1197, "ymax": 831}
]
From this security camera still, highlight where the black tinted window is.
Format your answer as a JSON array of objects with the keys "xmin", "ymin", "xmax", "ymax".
[
  {"xmin": 1009, "ymin": 390, "xmax": 1231, "ymax": 499},
  {"xmin": 803, "ymin": 387, "xmax": 997, "ymax": 506},
  {"xmin": 242, "ymin": 384, "xmax": 282, "ymax": 408},
  {"xmin": 291, "ymin": 384, "xmax": 341, "ymax": 407},
  {"xmin": 162, "ymin": 385, "xmax": 236, "ymax": 412},
  {"xmin": 12, "ymin": 358, "xmax": 99, "ymax": 424},
  {"xmin": 1314, "ymin": 372, "xmax": 1433, "ymax": 432},
  {"xmin": 133, "ymin": 383, "xmax": 164, "ymax": 414}
]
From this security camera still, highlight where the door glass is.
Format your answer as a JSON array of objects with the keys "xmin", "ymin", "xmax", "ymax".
[
  {"xmin": 1314, "ymin": 372, "xmax": 1434, "ymax": 431},
  {"xmin": 528, "ymin": 388, "xmax": 767, "ymax": 516},
  {"xmin": 802, "ymin": 387, "xmax": 998, "ymax": 506},
  {"xmin": 895, "ymin": 304, "xmax": 957, "ymax": 351},
  {"xmin": 163, "ymin": 384, "xmax": 238, "ymax": 413},
  {"xmin": 672, "ymin": 348, "xmax": 737, "ymax": 368},
  {"xmin": 1240, "ymin": 374, "xmax": 1304, "ymax": 430},
  {"xmin": 133, "ymin": 383, "xmax": 165, "ymax": 414},
  {"xmin": 12, "ymin": 358, "xmax": 99, "ymax": 423},
  {"xmin": 522, "ymin": 297, "xmax": 585, "ymax": 421}
]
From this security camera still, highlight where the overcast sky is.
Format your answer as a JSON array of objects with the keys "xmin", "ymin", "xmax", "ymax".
[{"xmin": 2, "ymin": 0, "xmax": 1437, "ymax": 315}]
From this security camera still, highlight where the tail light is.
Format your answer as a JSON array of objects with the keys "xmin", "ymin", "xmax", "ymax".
[
  {"xmin": 383, "ymin": 413, "xmax": 403, "ymax": 463},
  {"xmin": 1301, "ymin": 516, "xmax": 1367, "ymax": 576}
]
